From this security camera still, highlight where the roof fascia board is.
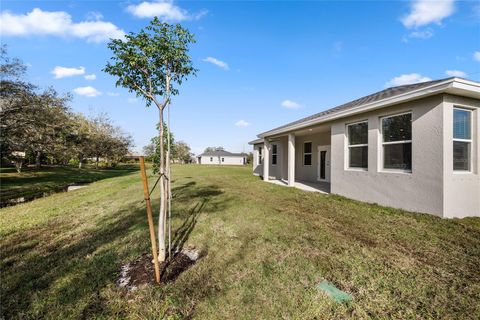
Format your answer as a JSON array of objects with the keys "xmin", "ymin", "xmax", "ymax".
[{"xmin": 447, "ymin": 80, "xmax": 480, "ymax": 98}]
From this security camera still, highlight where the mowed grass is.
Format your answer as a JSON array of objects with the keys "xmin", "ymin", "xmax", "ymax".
[{"xmin": 1, "ymin": 165, "xmax": 479, "ymax": 319}]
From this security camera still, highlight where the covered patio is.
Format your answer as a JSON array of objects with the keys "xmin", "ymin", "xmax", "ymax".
[
  {"xmin": 258, "ymin": 123, "xmax": 332, "ymax": 188},
  {"xmin": 267, "ymin": 179, "xmax": 330, "ymax": 194}
]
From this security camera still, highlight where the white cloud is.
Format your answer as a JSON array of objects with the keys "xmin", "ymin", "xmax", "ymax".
[
  {"xmin": 73, "ymin": 86, "xmax": 102, "ymax": 97},
  {"xmin": 127, "ymin": 0, "xmax": 207, "ymax": 21},
  {"xmin": 281, "ymin": 100, "xmax": 302, "ymax": 109},
  {"xmin": 51, "ymin": 66, "xmax": 85, "ymax": 79},
  {"xmin": 84, "ymin": 74, "xmax": 96, "ymax": 80},
  {"xmin": 202, "ymin": 57, "xmax": 229, "ymax": 70},
  {"xmin": 474, "ymin": 51, "xmax": 480, "ymax": 62},
  {"xmin": 0, "ymin": 8, "xmax": 125, "ymax": 43},
  {"xmin": 408, "ymin": 29, "xmax": 434, "ymax": 39},
  {"xmin": 445, "ymin": 70, "xmax": 466, "ymax": 77},
  {"xmin": 86, "ymin": 11, "xmax": 103, "ymax": 21},
  {"xmin": 106, "ymin": 92, "xmax": 120, "ymax": 96},
  {"xmin": 401, "ymin": 0, "xmax": 455, "ymax": 28},
  {"xmin": 385, "ymin": 73, "xmax": 432, "ymax": 87},
  {"xmin": 235, "ymin": 120, "xmax": 250, "ymax": 127}
]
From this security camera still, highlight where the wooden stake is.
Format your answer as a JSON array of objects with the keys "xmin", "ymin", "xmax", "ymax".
[{"xmin": 139, "ymin": 157, "xmax": 161, "ymax": 283}]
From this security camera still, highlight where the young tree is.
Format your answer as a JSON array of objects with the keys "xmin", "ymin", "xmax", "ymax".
[
  {"xmin": 104, "ymin": 18, "xmax": 196, "ymax": 262},
  {"xmin": 149, "ymin": 123, "xmax": 175, "ymax": 174}
]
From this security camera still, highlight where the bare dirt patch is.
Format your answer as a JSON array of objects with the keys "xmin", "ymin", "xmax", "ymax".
[{"xmin": 118, "ymin": 248, "xmax": 203, "ymax": 291}]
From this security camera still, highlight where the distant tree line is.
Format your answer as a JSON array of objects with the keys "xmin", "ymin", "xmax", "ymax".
[
  {"xmin": 0, "ymin": 46, "xmax": 133, "ymax": 172},
  {"xmin": 203, "ymin": 146, "xmax": 224, "ymax": 153}
]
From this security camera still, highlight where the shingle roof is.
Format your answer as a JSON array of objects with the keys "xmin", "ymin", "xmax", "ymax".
[
  {"xmin": 260, "ymin": 78, "xmax": 452, "ymax": 136},
  {"xmin": 198, "ymin": 150, "xmax": 247, "ymax": 157}
]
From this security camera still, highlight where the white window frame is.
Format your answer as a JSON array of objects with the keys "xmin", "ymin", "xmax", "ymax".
[
  {"xmin": 258, "ymin": 147, "xmax": 263, "ymax": 165},
  {"xmin": 453, "ymin": 107, "xmax": 473, "ymax": 173},
  {"xmin": 221, "ymin": 157, "xmax": 225, "ymax": 163},
  {"xmin": 380, "ymin": 111, "xmax": 412, "ymax": 173},
  {"xmin": 346, "ymin": 120, "xmax": 368, "ymax": 170},
  {"xmin": 303, "ymin": 141, "xmax": 312, "ymax": 166},
  {"xmin": 210, "ymin": 157, "xmax": 213, "ymax": 162},
  {"xmin": 271, "ymin": 144, "xmax": 278, "ymax": 166}
]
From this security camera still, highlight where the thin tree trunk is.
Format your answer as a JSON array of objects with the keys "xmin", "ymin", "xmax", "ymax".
[
  {"xmin": 158, "ymin": 109, "xmax": 167, "ymax": 262},
  {"xmin": 95, "ymin": 156, "xmax": 99, "ymax": 169},
  {"xmin": 78, "ymin": 159, "xmax": 83, "ymax": 169},
  {"xmin": 166, "ymin": 98, "xmax": 172, "ymax": 258},
  {"xmin": 14, "ymin": 159, "xmax": 23, "ymax": 173},
  {"xmin": 35, "ymin": 151, "xmax": 41, "ymax": 168}
]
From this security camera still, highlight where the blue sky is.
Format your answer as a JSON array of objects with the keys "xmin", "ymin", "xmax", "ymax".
[{"xmin": 2, "ymin": 0, "xmax": 479, "ymax": 154}]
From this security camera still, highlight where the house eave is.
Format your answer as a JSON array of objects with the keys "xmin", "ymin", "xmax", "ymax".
[
  {"xmin": 258, "ymin": 78, "xmax": 479, "ymax": 138},
  {"xmin": 248, "ymin": 138, "xmax": 264, "ymax": 145}
]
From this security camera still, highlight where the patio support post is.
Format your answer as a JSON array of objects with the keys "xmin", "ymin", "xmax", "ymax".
[
  {"xmin": 288, "ymin": 133, "xmax": 295, "ymax": 187},
  {"xmin": 263, "ymin": 139, "xmax": 270, "ymax": 181}
]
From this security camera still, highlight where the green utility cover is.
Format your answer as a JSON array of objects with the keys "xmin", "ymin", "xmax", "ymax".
[{"xmin": 316, "ymin": 280, "xmax": 353, "ymax": 303}]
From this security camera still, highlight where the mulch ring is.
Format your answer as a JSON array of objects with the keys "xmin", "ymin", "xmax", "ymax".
[{"xmin": 118, "ymin": 247, "xmax": 203, "ymax": 291}]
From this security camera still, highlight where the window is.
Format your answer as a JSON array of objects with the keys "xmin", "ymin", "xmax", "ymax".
[
  {"xmin": 258, "ymin": 147, "xmax": 263, "ymax": 165},
  {"xmin": 303, "ymin": 142, "xmax": 312, "ymax": 165},
  {"xmin": 347, "ymin": 121, "xmax": 368, "ymax": 168},
  {"xmin": 221, "ymin": 157, "xmax": 225, "ymax": 163},
  {"xmin": 453, "ymin": 108, "xmax": 472, "ymax": 171},
  {"xmin": 272, "ymin": 144, "xmax": 277, "ymax": 165},
  {"xmin": 210, "ymin": 157, "xmax": 213, "ymax": 162},
  {"xmin": 381, "ymin": 113, "xmax": 412, "ymax": 171}
]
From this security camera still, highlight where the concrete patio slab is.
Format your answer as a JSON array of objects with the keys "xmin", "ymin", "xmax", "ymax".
[{"xmin": 267, "ymin": 179, "xmax": 330, "ymax": 194}]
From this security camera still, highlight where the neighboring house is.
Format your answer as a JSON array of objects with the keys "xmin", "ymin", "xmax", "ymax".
[
  {"xmin": 124, "ymin": 153, "xmax": 142, "ymax": 161},
  {"xmin": 197, "ymin": 150, "xmax": 247, "ymax": 165},
  {"xmin": 249, "ymin": 77, "xmax": 479, "ymax": 218}
]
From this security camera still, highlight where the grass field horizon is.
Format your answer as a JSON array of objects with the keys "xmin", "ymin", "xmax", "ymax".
[{"xmin": 1, "ymin": 165, "xmax": 479, "ymax": 319}]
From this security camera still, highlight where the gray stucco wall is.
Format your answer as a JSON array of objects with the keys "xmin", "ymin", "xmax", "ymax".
[
  {"xmin": 294, "ymin": 133, "xmax": 331, "ymax": 183},
  {"xmin": 256, "ymin": 93, "xmax": 479, "ymax": 218},
  {"xmin": 442, "ymin": 94, "xmax": 480, "ymax": 218},
  {"xmin": 330, "ymin": 95, "xmax": 445, "ymax": 216},
  {"xmin": 268, "ymin": 136, "xmax": 288, "ymax": 180}
]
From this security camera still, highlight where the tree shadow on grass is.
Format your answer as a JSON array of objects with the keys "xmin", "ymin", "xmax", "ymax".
[
  {"xmin": 0, "ymin": 203, "xmax": 145, "ymax": 319},
  {"xmin": 170, "ymin": 200, "xmax": 206, "ymax": 255},
  {"xmin": 0, "ymin": 182, "xmax": 227, "ymax": 319}
]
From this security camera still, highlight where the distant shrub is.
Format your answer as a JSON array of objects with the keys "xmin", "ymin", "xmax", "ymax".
[{"xmin": 68, "ymin": 159, "xmax": 79, "ymax": 166}]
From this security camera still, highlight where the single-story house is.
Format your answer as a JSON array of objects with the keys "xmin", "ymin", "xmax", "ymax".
[
  {"xmin": 249, "ymin": 77, "xmax": 479, "ymax": 218},
  {"xmin": 197, "ymin": 150, "xmax": 247, "ymax": 165},
  {"xmin": 123, "ymin": 153, "xmax": 142, "ymax": 161}
]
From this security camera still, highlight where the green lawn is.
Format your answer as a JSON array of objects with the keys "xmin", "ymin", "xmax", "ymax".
[
  {"xmin": 1, "ymin": 165, "xmax": 479, "ymax": 319},
  {"xmin": 0, "ymin": 165, "xmax": 138, "ymax": 205}
]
